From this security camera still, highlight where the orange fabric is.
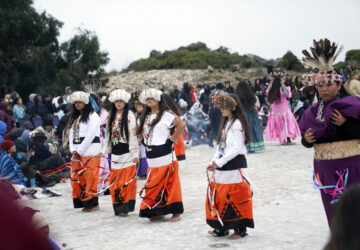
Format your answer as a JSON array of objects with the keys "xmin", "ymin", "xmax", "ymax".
[
  {"xmin": 174, "ymin": 136, "xmax": 185, "ymax": 158},
  {"xmin": 109, "ymin": 165, "xmax": 137, "ymax": 206},
  {"xmin": 140, "ymin": 160, "xmax": 182, "ymax": 211},
  {"xmin": 71, "ymin": 156, "xmax": 100, "ymax": 204},
  {"xmin": 206, "ymin": 181, "xmax": 253, "ymax": 229}
]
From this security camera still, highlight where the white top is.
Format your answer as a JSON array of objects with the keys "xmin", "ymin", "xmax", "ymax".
[
  {"xmin": 211, "ymin": 119, "xmax": 247, "ymax": 168},
  {"xmin": 143, "ymin": 111, "xmax": 176, "ymax": 146},
  {"xmin": 102, "ymin": 111, "xmax": 139, "ymax": 158},
  {"xmin": 69, "ymin": 112, "xmax": 101, "ymax": 157}
]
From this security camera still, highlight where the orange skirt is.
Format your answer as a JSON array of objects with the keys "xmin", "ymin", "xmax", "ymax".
[
  {"xmin": 206, "ymin": 181, "xmax": 254, "ymax": 230},
  {"xmin": 174, "ymin": 136, "xmax": 186, "ymax": 161},
  {"xmin": 139, "ymin": 160, "xmax": 183, "ymax": 217},
  {"xmin": 109, "ymin": 165, "xmax": 137, "ymax": 215},
  {"xmin": 71, "ymin": 156, "xmax": 100, "ymax": 209}
]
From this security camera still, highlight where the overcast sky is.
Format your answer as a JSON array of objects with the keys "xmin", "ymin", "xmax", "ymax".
[{"xmin": 34, "ymin": 0, "xmax": 360, "ymax": 71}]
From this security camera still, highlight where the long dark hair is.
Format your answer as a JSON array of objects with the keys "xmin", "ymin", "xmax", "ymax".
[
  {"xmin": 137, "ymin": 94, "xmax": 170, "ymax": 135},
  {"xmin": 216, "ymin": 94, "xmax": 251, "ymax": 145},
  {"xmin": 267, "ymin": 78, "xmax": 282, "ymax": 104},
  {"xmin": 107, "ymin": 101, "xmax": 130, "ymax": 143},
  {"xmin": 163, "ymin": 94, "xmax": 181, "ymax": 116},
  {"xmin": 68, "ymin": 102, "xmax": 94, "ymax": 126},
  {"xmin": 235, "ymin": 81, "xmax": 257, "ymax": 109},
  {"xmin": 324, "ymin": 184, "xmax": 360, "ymax": 250}
]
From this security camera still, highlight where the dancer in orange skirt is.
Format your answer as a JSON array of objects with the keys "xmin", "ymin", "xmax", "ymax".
[
  {"xmin": 137, "ymin": 88, "xmax": 186, "ymax": 222},
  {"xmin": 206, "ymin": 94, "xmax": 254, "ymax": 239},
  {"xmin": 97, "ymin": 89, "xmax": 139, "ymax": 216},
  {"xmin": 163, "ymin": 94, "xmax": 186, "ymax": 161},
  {"xmin": 68, "ymin": 91, "xmax": 102, "ymax": 212}
]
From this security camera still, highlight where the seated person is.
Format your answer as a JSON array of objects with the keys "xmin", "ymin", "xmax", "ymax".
[
  {"xmin": 32, "ymin": 117, "xmax": 59, "ymax": 154},
  {"xmin": 0, "ymin": 140, "xmax": 28, "ymax": 186}
]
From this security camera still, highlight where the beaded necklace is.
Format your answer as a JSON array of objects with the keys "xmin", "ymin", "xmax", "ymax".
[
  {"xmin": 73, "ymin": 117, "xmax": 80, "ymax": 143},
  {"xmin": 316, "ymin": 100, "xmax": 325, "ymax": 123},
  {"xmin": 219, "ymin": 119, "xmax": 234, "ymax": 156},
  {"xmin": 143, "ymin": 113, "xmax": 155, "ymax": 146},
  {"xmin": 111, "ymin": 113, "xmax": 122, "ymax": 144}
]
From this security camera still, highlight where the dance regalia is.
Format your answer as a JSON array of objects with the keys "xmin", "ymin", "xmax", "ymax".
[
  {"xmin": 206, "ymin": 119, "xmax": 254, "ymax": 231},
  {"xmin": 69, "ymin": 112, "xmax": 101, "ymax": 209},
  {"xmin": 139, "ymin": 111, "xmax": 184, "ymax": 218},
  {"xmin": 244, "ymin": 107, "xmax": 265, "ymax": 152},
  {"xmin": 265, "ymin": 87, "xmax": 300, "ymax": 144},
  {"xmin": 102, "ymin": 111, "xmax": 139, "ymax": 215},
  {"xmin": 299, "ymin": 96, "xmax": 360, "ymax": 226},
  {"xmin": 174, "ymin": 135, "xmax": 186, "ymax": 160}
]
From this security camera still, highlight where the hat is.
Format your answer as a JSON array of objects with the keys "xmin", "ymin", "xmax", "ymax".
[
  {"xmin": 65, "ymin": 86, "xmax": 72, "ymax": 92},
  {"xmin": 3, "ymin": 134, "xmax": 16, "ymax": 141},
  {"xmin": 67, "ymin": 91, "xmax": 90, "ymax": 104},
  {"xmin": 109, "ymin": 89, "xmax": 131, "ymax": 103},
  {"xmin": 216, "ymin": 83, "xmax": 224, "ymax": 90},
  {"xmin": 31, "ymin": 131, "xmax": 47, "ymax": 139},
  {"xmin": 32, "ymin": 211, "xmax": 48, "ymax": 230},
  {"xmin": 43, "ymin": 117, "xmax": 53, "ymax": 127},
  {"xmin": 1, "ymin": 140, "xmax": 14, "ymax": 152},
  {"xmin": 215, "ymin": 95, "xmax": 237, "ymax": 111},
  {"xmin": 139, "ymin": 88, "xmax": 162, "ymax": 104},
  {"xmin": 179, "ymin": 99, "xmax": 188, "ymax": 108}
]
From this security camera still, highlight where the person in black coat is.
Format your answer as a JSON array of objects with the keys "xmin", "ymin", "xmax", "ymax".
[
  {"xmin": 224, "ymin": 80, "xmax": 234, "ymax": 93},
  {"xmin": 199, "ymin": 84, "xmax": 211, "ymax": 114},
  {"xmin": 170, "ymin": 84, "xmax": 182, "ymax": 105},
  {"xmin": 180, "ymin": 82, "xmax": 194, "ymax": 110},
  {"xmin": 28, "ymin": 95, "xmax": 50, "ymax": 119}
]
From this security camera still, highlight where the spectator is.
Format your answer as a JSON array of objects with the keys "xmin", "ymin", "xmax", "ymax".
[
  {"xmin": 12, "ymin": 96, "xmax": 26, "ymax": 126},
  {"xmin": 224, "ymin": 80, "xmax": 234, "ymax": 93},
  {"xmin": 28, "ymin": 95, "xmax": 50, "ymax": 119},
  {"xmin": 324, "ymin": 184, "xmax": 360, "ymax": 250},
  {"xmin": 32, "ymin": 117, "xmax": 58, "ymax": 154},
  {"xmin": 0, "ymin": 140, "xmax": 28, "ymax": 186},
  {"xmin": 0, "ymin": 121, "xmax": 6, "ymax": 144},
  {"xmin": 199, "ymin": 84, "xmax": 211, "ymax": 114},
  {"xmin": 170, "ymin": 84, "xmax": 182, "ymax": 104},
  {"xmin": 0, "ymin": 101, "xmax": 13, "ymax": 130},
  {"xmin": 181, "ymin": 82, "xmax": 194, "ymax": 110},
  {"xmin": 42, "ymin": 94, "xmax": 53, "ymax": 114}
]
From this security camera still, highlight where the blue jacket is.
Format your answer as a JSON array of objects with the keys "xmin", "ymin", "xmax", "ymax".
[
  {"xmin": 0, "ymin": 121, "xmax": 7, "ymax": 144},
  {"xmin": 0, "ymin": 151, "xmax": 28, "ymax": 186}
]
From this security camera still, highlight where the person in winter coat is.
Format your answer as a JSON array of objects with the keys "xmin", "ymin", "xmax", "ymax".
[
  {"xmin": 0, "ymin": 101, "xmax": 13, "ymax": 130},
  {"xmin": 181, "ymin": 82, "xmax": 194, "ymax": 110},
  {"xmin": 28, "ymin": 95, "xmax": 50, "ymax": 119},
  {"xmin": 170, "ymin": 84, "xmax": 182, "ymax": 105},
  {"xmin": 199, "ymin": 84, "xmax": 211, "ymax": 114},
  {"xmin": 0, "ymin": 121, "xmax": 6, "ymax": 144}
]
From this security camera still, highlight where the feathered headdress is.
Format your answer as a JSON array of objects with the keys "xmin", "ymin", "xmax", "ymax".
[
  {"xmin": 81, "ymin": 76, "xmax": 102, "ymax": 94},
  {"xmin": 270, "ymin": 67, "xmax": 287, "ymax": 80},
  {"xmin": 215, "ymin": 94, "xmax": 237, "ymax": 111},
  {"xmin": 302, "ymin": 38, "xmax": 343, "ymax": 72}
]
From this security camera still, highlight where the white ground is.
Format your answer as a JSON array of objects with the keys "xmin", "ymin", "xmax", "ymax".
[{"xmin": 29, "ymin": 138, "xmax": 329, "ymax": 250}]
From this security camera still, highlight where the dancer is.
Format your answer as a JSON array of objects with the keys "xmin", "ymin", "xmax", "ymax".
[
  {"xmin": 135, "ymin": 102, "xmax": 148, "ymax": 178},
  {"xmin": 163, "ymin": 94, "xmax": 186, "ymax": 161},
  {"xmin": 235, "ymin": 81, "xmax": 265, "ymax": 153},
  {"xmin": 137, "ymin": 88, "xmax": 186, "ymax": 222},
  {"xmin": 97, "ymin": 89, "xmax": 139, "ymax": 216},
  {"xmin": 265, "ymin": 74, "xmax": 300, "ymax": 144},
  {"xmin": 299, "ymin": 38, "xmax": 360, "ymax": 226},
  {"xmin": 68, "ymin": 91, "xmax": 101, "ymax": 212},
  {"xmin": 206, "ymin": 94, "xmax": 254, "ymax": 240}
]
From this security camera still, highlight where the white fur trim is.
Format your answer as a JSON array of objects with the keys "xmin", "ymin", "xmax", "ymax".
[
  {"xmin": 32, "ymin": 211, "xmax": 48, "ymax": 230},
  {"xmin": 67, "ymin": 91, "xmax": 90, "ymax": 104},
  {"xmin": 109, "ymin": 89, "xmax": 131, "ymax": 103},
  {"xmin": 139, "ymin": 88, "xmax": 162, "ymax": 104}
]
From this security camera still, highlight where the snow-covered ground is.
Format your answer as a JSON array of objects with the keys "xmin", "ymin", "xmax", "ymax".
[{"xmin": 30, "ymin": 138, "xmax": 329, "ymax": 250}]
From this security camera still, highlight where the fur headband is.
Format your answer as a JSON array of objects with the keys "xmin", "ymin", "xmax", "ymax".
[
  {"xmin": 109, "ymin": 89, "xmax": 131, "ymax": 103},
  {"xmin": 139, "ymin": 88, "xmax": 162, "ymax": 104},
  {"xmin": 67, "ymin": 91, "xmax": 90, "ymax": 104}
]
